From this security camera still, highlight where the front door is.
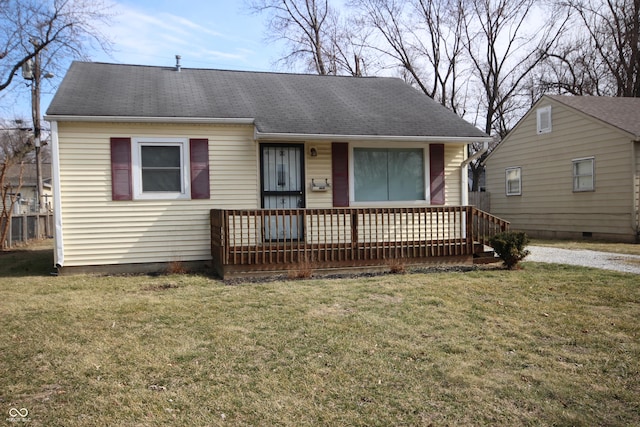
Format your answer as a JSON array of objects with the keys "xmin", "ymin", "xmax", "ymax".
[{"xmin": 260, "ymin": 144, "xmax": 305, "ymax": 241}]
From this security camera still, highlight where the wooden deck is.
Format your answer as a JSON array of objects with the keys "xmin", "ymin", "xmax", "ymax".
[{"xmin": 210, "ymin": 206, "xmax": 509, "ymax": 278}]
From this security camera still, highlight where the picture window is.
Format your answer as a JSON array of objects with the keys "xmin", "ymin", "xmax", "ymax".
[{"xmin": 353, "ymin": 147, "xmax": 425, "ymax": 202}]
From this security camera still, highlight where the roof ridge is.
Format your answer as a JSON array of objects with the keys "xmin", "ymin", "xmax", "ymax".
[{"xmin": 70, "ymin": 60, "xmax": 397, "ymax": 80}]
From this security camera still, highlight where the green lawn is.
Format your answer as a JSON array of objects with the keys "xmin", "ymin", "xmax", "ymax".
[{"xmin": 0, "ymin": 243, "xmax": 639, "ymax": 426}]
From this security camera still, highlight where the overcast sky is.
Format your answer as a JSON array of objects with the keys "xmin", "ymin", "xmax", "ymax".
[{"xmin": 2, "ymin": 0, "xmax": 281, "ymax": 121}]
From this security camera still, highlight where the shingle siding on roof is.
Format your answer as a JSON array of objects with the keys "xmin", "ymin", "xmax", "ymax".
[
  {"xmin": 3, "ymin": 164, "xmax": 52, "ymax": 185},
  {"xmin": 47, "ymin": 62, "xmax": 487, "ymax": 139}
]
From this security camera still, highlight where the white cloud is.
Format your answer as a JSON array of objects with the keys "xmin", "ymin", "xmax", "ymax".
[{"xmin": 93, "ymin": 2, "xmax": 272, "ymax": 70}]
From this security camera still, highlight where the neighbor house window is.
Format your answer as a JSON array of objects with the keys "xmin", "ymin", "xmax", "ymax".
[
  {"xmin": 573, "ymin": 157, "xmax": 594, "ymax": 192},
  {"xmin": 132, "ymin": 138, "xmax": 190, "ymax": 200},
  {"xmin": 505, "ymin": 167, "xmax": 521, "ymax": 196},
  {"xmin": 353, "ymin": 147, "xmax": 425, "ymax": 202},
  {"xmin": 537, "ymin": 105, "xmax": 552, "ymax": 134}
]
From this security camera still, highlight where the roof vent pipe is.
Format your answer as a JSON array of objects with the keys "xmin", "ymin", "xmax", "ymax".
[{"xmin": 175, "ymin": 55, "xmax": 181, "ymax": 72}]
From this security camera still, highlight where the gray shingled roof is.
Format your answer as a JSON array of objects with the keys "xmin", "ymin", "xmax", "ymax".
[
  {"xmin": 2, "ymin": 163, "xmax": 51, "ymax": 186},
  {"xmin": 547, "ymin": 95, "xmax": 640, "ymax": 138},
  {"xmin": 46, "ymin": 61, "xmax": 487, "ymax": 139}
]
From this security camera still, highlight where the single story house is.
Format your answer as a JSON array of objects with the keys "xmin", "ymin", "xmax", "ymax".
[
  {"xmin": 484, "ymin": 95, "xmax": 640, "ymax": 243},
  {"xmin": 46, "ymin": 61, "xmax": 508, "ymax": 276},
  {"xmin": 2, "ymin": 163, "xmax": 52, "ymax": 215}
]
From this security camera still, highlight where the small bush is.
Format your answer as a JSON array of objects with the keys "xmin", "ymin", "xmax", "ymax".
[
  {"xmin": 489, "ymin": 231, "xmax": 530, "ymax": 270},
  {"xmin": 166, "ymin": 260, "xmax": 187, "ymax": 275},
  {"xmin": 388, "ymin": 259, "xmax": 406, "ymax": 274},
  {"xmin": 288, "ymin": 256, "xmax": 315, "ymax": 279}
]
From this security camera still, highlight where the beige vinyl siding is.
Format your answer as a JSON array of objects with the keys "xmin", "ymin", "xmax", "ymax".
[
  {"xmin": 57, "ymin": 122, "xmax": 258, "ymax": 267},
  {"xmin": 486, "ymin": 99, "xmax": 636, "ymax": 240},
  {"xmin": 305, "ymin": 141, "xmax": 333, "ymax": 208},
  {"xmin": 444, "ymin": 144, "xmax": 464, "ymax": 205}
]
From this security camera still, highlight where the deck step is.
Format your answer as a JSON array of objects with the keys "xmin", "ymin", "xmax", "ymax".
[{"xmin": 473, "ymin": 249, "xmax": 500, "ymax": 264}]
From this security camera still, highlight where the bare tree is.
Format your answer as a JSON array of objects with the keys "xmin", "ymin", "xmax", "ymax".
[
  {"xmin": 462, "ymin": 0, "xmax": 568, "ymax": 136},
  {"xmin": 410, "ymin": 0, "xmax": 468, "ymax": 113},
  {"xmin": 0, "ymin": 0, "xmax": 113, "ymax": 93},
  {"xmin": 349, "ymin": 0, "xmax": 469, "ymax": 112},
  {"xmin": 0, "ymin": 121, "xmax": 32, "ymax": 250},
  {"xmin": 574, "ymin": 0, "xmax": 639, "ymax": 97},
  {"xmin": 323, "ymin": 11, "xmax": 373, "ymax": 76},
  {"xmin": 247, "ymin": 0, "xmax": 337, "ymax": 74},
  {"xmin": 530, "ymin": 41, "xmax": 605, "ymax": 98},
  {"xmin": 461, "ymin": 0, "xmax": 569, "ymax": 190},
  {"xmin": 538, "ymin": 0, "xmax": 640, "ymax": 97},
  {"xmin": 350, "ymin": 1, "xmax": 425, "ymax": 87}
]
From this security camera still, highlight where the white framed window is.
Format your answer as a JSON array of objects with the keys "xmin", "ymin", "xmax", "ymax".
[
  {"xmin": 505, "ymin": 167, "xmax": 521, "ymax": 196},
  {"xmin": 537, "ymin": 105, "xmax": 552, "ymax": 134},
  {"xmin": 132, "ymin": 137, "xmax": 191, "ymax": 200},
  {"xmin": 573, "ymin": 157, "xmax": 594, "ymax": 192},
  {"xmin": 352, "ymin": 146, "xmax": 425, "ymax": 202}
]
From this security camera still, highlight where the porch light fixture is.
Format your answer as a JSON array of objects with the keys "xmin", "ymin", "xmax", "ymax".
[{"xmin": 310, "ymin": 147, "xmax": 317, "ymax": 157}]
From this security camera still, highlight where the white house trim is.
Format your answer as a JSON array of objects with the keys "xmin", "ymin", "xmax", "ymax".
[
  {"xmin": 254, "ymin": 130, "xmax": 491, "ymax": 144},
  {"xmin": 49, "ymin": 120, "xmax": 64, "ymax": 268},
  {"xmin": 44, "ymin": 115, "xmax": 255, "ymax": 125}
]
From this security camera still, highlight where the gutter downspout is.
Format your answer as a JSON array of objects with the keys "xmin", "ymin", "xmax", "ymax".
[
  {"xmin": 460, "ymin": 141, "xmax": 489, "ymax": 205},
  {"xmin": 49, "ymin": 121, "xmax": 64, "ymax": 269}
]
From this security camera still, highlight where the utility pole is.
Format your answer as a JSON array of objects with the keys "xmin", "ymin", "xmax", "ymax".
[
  {"xmin": 24, "ymin": 38, "xmax": 53, "ymax": 214},
  {"xmin": 20, "ymin": 39, "xmax": 54, "ymax": 241},
  {"xmin": 32, "ymin": 46, "xmax": 43, "ymax": 214}
]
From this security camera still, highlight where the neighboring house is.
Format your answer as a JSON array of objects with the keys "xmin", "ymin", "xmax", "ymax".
[
  {"xmin": 485, "ymin": 95, "xmax": 640, "ymax": 243},
  {"xmin": 1, "ymin": 163, "xmax": 52, "ymax": 215},
  {"xmin": 46, "ymin": 61, "xmax": 507, "ymax": 276}
]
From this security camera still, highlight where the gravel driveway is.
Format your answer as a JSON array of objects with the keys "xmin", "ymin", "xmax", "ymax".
[{"xmin": 527, "ymin": 245, "xmax": 640, "ymax": 274}]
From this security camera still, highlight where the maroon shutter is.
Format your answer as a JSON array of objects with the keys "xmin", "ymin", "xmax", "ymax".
[
  {"xmin": 429, "ymin": 144, "xmax": 445, "ymax": 205},
  {"xmin": 190, "ymin": 138, "xmax": 210, "ymax": 199},
  {"xmin": 332, "ymin": 142, "xmax": 349, "ymax": 207},
  {"xmin": 110, "ymin": 137, "xmax": 132, "ymax": 201}
]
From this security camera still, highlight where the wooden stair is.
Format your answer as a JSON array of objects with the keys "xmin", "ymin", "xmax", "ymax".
[{"xmin": 473, "ymin": 243, "xmax": 500, "ymax": 264}]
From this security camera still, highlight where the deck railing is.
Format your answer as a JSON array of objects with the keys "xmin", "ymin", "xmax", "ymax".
[{"xmin": 210, "ymin": 206, "xmax": 508, "ymax": 276}]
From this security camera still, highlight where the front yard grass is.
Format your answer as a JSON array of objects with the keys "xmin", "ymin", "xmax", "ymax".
[{"xmin": 0, "ymin": 244, "xmax": 639, "ymax": 426}]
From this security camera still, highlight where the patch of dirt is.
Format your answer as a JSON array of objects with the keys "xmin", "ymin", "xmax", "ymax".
[
  {"xmin": 223, "ymin": 264, "xmax": 504, "ymax": 285},
  {"xmin": 141, "ymin": 282, "xmax": 180, "ymax": 291}
]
